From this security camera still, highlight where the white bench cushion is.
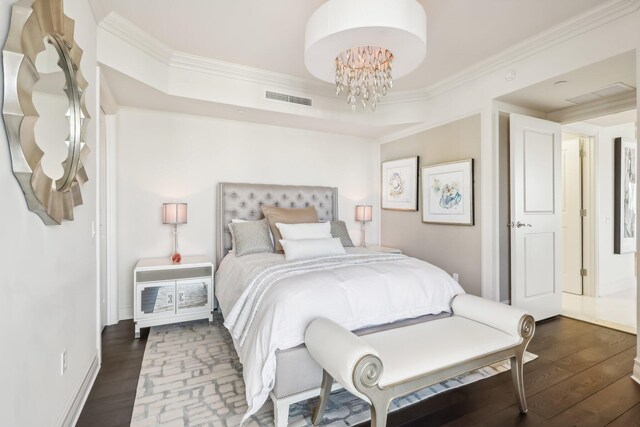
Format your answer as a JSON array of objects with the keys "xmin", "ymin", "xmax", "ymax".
[{"xmin": 362, "ymin": 316, "xmax": 520, "ymax": 387}]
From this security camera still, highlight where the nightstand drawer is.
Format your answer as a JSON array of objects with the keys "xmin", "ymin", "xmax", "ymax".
[
  {"xmin": 176, "ymin": 278, "xmax": 212, "ymax": 315},
  {"xmin": 136, "ymin": 281, "xmax": 176, "ymax": 319}
]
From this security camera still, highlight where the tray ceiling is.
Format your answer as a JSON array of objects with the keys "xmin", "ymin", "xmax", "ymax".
[{"xmin": 92, "ymin": 0, "xmax": 605, "ymax": 91}]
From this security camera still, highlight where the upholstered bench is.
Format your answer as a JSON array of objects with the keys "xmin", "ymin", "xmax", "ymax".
[{"xmin": 305, "ymin": 294, "xmax": 535, "ymax": 427}]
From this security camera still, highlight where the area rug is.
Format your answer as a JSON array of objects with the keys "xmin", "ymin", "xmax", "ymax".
[{"xmin": 131, "ymin": 315, "xmax": 537, "ymax": 427}]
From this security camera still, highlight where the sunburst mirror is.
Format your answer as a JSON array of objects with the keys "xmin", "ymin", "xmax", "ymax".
[{"xmin": 2, "ymin": 0, "xmax": 90, "ymax": 225}]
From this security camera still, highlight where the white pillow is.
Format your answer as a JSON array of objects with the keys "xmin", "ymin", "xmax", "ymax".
[
  {"xmin": 280, "ymin": 238, "xmax": 346, "ymax": 261},
  {"xmin": 275, "ymin": 222, "xmax": 331, "ymax": 241},
  {"xmin": 229, "ymin": 219, "xmax": 275, "ymax": 247}
]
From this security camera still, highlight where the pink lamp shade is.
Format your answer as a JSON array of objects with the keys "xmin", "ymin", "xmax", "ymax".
[
  {"xmin": 163, "ymin": 203, "xmax": 188, "ymax": 224},
  {"xmin": 355, "ymin": 205, "xmax": 373, "ymax": 222}
]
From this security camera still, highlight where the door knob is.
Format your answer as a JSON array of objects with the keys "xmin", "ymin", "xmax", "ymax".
[
  {"xmin": 508, "ymin": 221, "xmax": 532, "ymax": 228},
  {"xmin": 515, "ymin": 221, "xmax": 532, "ymax": 228}
]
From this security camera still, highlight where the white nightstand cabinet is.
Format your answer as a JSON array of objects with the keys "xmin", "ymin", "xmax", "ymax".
[{"xmin": 133, "ymin": 256, "xmax": 214, "ymax": 338}]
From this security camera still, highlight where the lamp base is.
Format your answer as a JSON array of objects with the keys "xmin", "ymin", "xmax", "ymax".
[
  {"xmin": 171, "ymin": 252, "xmax": 182, "ymax": 264},
  {"xmin": 360, "ymin": 221, "xmax": 367, "ymax": 248}
]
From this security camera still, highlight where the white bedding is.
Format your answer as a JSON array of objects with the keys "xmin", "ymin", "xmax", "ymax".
[{"xmin": 215, "ymin": 247, "xmax": 465, "ymax": 422}]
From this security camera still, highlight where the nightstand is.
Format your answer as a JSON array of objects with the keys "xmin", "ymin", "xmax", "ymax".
[
  {"xmin": 370, "ymin": 245, "xmax": 402, "ymax": 254},
  {"xmin": 133, "ymin": 255, "xmax": 214, "ymax": 338}
]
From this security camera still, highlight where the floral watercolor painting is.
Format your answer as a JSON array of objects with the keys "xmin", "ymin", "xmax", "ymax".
[
  {"xmin": 382, "ymin": 157, "xmax": 419, "ymax": 211},
  {"xmin": 422, "ymin": 160, "xmax": 473, "ymax": 225}
]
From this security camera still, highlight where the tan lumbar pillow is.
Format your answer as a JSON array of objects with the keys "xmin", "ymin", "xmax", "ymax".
[{"xmin": 261, "ymin": 206, "xmax": 319, "ymax": 252}]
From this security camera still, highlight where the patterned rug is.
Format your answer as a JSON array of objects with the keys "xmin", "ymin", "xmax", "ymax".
[{"xmin": 131, "ymin": 316, "xmax": 537, "ymax": 427}]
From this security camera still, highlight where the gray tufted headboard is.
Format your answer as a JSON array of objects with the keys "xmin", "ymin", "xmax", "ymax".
[{"xmin": 216, "ymin": 182, "xmax": 339, "ymax": 267}]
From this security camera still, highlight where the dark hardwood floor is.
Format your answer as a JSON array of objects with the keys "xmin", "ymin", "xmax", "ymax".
[
  {"xmin": 77, "ymin": 321, "xmax": 148, "ymax": 427},
  {"xmin": 78, "ymin": 317, "xmax": 639, "ymax": 427}
]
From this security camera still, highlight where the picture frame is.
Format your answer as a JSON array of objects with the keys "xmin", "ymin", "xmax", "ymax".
[
  {"xmin": 614, "ymin": 137, "xmax": 637, "ymax": 254},
  {"xmin": 421, "ymin": 159, "xmax": 474, "ymax": 225},
  {"xmin": 381, "ymin": 156, "xmax": 419, "ymax": 211}
]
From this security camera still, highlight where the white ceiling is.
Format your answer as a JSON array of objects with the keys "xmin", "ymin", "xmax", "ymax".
[
  {"xmin": 497, "ymin": 51, "xmax": 637, "ymax": 113},
  {"xmin": 93, "ymin": 0, "xmax": 606, "ymax": 91}
]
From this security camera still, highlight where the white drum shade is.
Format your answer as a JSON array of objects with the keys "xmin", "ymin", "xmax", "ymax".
[
  {"xmin": 305, "ymin": 0, "xmax": 427, "ymax": 83},
  {"xmin": 163, "ymin": 203, "xmax": 188, "ymax": 224},
  {"xmin": 355, "ymin": 205, "xmax": 373, "ymax": 222}
]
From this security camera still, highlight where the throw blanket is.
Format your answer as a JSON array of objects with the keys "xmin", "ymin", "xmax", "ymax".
[
  {"xmin": 224, "ymin": 252, "xmax": 406, "ymax": 346},
  {"xmin": 215, "ymin": 250, "xmax": 465, "ymax": 423}
]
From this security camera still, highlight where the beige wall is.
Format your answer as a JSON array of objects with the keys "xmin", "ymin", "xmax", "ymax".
[{"xmin": 380, "ymin": 114, "xmax": 482, "ymax": 296}]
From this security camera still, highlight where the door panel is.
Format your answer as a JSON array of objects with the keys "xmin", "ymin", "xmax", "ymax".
[
  {"xmin": 524, "ymin": 233, "xmax": 556, "ymax": 297},
  {"xmin": 562, "ymin": 138, "xmax": 583, "ymax": 295},
  {"xmin": 524, "ymin": 131, "xmax": 556, "ymax": 213},
  {"xmin": 510, "ymin": 113, "xmax": 563, "ymax": 320}
]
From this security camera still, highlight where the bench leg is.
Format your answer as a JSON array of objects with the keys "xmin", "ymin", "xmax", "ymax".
[
  {"xmin": 369, "ymin": 396, "xmax": 391, "ymax": 427},
  {"xmin": 511, "ymin": 354, "xmax": 528, "ymax": 413},
  {"xmin": 312, "ymin": 370, "xmax": 333, "ymax": 426},
  {"xmin": 273, "ymin": 397, "xmax": 290, "ymax": 427}
]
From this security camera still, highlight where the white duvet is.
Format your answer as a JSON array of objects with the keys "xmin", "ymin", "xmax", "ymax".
[{"xmin": 215, "ymin": 248, "xmax": 465, "ymax": 422}]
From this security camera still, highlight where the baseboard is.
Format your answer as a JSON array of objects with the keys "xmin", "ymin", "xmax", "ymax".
[
  {"xmin": 59, "ymin": 352, "xmax": 100, "ymax": 427},
  {"xmin": 633, "ymin": 357, "xmax": 640, "ymax": 385},
  {"xmin": 119, "ymin": 305, "xmax": 134, "ymax": 320}
]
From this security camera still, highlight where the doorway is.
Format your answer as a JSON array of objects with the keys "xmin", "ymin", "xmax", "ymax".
[
  {"xmin": 496, "ymin": 51, "xmax": 637, "ymax": 333},
  {"xmin": 561, "ymin": 110, "xmax": 638, "ymax": 333},
  {"xmin": 561, "ymin": 134, "xmax": 592, "ymax": 297}
]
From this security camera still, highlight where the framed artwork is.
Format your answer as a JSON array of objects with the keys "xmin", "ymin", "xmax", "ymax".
[
  {"xmin": 421, "ymin": 159, "xmax": 474, "ymax": 225},
  {"xmin": 614, "ymin": 137, "xmax": 637, "ymax": 254},
  {"xmin": 381, "ymin": 156, "xmax": 419, "ymax": 211}
]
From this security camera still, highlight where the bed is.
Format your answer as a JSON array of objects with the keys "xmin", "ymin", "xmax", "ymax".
[{"xmin": 214, "ymin": 182, "xmax": 465, "ymax": 426}]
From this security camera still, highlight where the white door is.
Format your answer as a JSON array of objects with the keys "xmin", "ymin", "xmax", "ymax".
[
  {"xmin": 510, "ymin": 114, "xmax": 563, "ymax": 320},
  {"xmin": 562, "ymin": 138, "xmax": 583, "ymax": 295}
]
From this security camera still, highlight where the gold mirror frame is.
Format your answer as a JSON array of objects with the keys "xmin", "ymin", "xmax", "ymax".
[{"xmin": 2, "ymin": 0, "xmax": 90, "ymax": 225}]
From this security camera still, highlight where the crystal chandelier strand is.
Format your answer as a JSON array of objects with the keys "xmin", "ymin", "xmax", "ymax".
[{"xmin": 335, "ymin": 46, "xmax": 393, "ymax": 112}]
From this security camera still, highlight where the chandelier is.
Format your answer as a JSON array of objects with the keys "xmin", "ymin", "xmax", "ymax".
[
  {"xmin": 305, "ymin": 0, "xmax": 427, "ymax": 112},
  {"xmin": 336, "ymin": 46, "xmax": 393, "ymax": 111}
]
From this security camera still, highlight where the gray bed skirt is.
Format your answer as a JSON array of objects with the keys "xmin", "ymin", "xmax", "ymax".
[{"xmin": 271, "ymin": 311, "xmax": 452, "ymax": 399}]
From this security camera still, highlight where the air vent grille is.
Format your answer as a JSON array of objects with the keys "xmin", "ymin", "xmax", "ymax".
[
  {"xmin": 266, "ymin": 91, "xmax": 312, "ymax": 107},
  {"xmin": 566, "ymin": 82, "xmax": 635, "ymax": 105}
]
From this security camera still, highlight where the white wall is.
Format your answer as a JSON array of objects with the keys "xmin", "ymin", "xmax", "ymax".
[
  {"xmin": 0, "ymin": 0, "xmax": 99, "ymax": 425},
  {"xmin": 115, "ymin": 107, "xmax": 379, "ymax": 318},
  {"xmin": 596, "ymin": 122, "xmax": 638, "ymax": 296}
]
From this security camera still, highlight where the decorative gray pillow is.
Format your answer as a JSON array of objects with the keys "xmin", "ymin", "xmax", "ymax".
[
  {"xmin": 229, "ymin": 219, "xmax": 274, "ymax": 257},
  {"xmin": 330, "ymin": 220, "xmax": 354, "ymax": 247}
]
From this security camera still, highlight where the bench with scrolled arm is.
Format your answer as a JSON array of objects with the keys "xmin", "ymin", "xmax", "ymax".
[{"xmin": 305, "ymin": 294, "xmax": 535, "ymax": 427}]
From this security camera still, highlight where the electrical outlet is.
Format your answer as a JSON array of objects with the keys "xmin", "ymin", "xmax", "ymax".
[
  {"xmin": 61, "ymin": 350, "xmax": 67, "ymax": 375},
  {"xmin": 452, "ymin": 273, "xmax": 459, "ymax": 282}
]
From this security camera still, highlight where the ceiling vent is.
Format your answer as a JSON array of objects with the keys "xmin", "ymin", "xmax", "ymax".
[
  {"xmin": 566, "ymin": 82, "xmax": 635, "ymax": 105},
  {"xmin": 265, "ymin": 91, "xmax": 312, "ymax": 107}
]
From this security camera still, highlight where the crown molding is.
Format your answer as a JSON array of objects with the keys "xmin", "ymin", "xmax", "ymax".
[
  {"xmin": 170, "ymin": 52, "xmax": 332, "ymax": 96},
  {"xmin": 99, "ymin": 12, "xmax": 332, "ymax": 97},
  {"xmin": 386, "ymin": 0, "xmax": 640, "ymax": 105},
  {"xmin": 547, "ymin": 90, "xmax": 637, "ymax": 124},
  {"xmin": 100, "ymin": 12, "xmax": 173, "ymax": 64}
]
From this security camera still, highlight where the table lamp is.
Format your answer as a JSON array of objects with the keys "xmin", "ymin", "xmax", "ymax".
[
  {"xmin": 355, "ymin": 205, "xmax": 372, "ymax": 248},
  {"xmin": 163, "ymin": 203, "xmax": 187, "ymax": 263}
]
